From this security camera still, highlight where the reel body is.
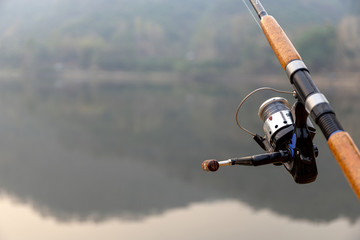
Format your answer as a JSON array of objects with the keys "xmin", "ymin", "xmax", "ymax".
[
  {"xmin": 203, "ymin": 88, "xmax": 319, "ymax": 184},
  {"xmin": 257, "ymin": 98, "xmax": 318, "ymax": 183}
]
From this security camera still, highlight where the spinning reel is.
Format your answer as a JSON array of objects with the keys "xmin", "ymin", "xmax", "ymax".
[{"xmin": 202, "ymin": 88, "xmax": 318, "ymax": 184}]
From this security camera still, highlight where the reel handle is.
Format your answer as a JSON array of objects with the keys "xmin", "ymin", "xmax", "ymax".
[{"xmin": 202, "ymin": 151, "xmax": 289, "ymax": 172}]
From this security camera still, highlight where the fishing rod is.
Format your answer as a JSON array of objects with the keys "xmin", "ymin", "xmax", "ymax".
[{"xmin": 202, "ymin": 0, "xmax": 360, "ymax": 199}]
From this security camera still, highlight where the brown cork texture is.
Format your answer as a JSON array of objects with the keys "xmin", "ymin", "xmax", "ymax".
[
  {"xmin": 328, "ymin": 131, "xmax": 360, "ymax": 200},
  {"xmin": 260, "ymin": 15, "xmax": 301, "ymax": 69},
  {"xmin": 202, "ymin": 159, "xmax": 219, "ymax": 172}
]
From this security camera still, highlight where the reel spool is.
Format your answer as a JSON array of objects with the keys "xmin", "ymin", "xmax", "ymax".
[{"xmin": 258, "ymin": 97, "xmax": 294, "ymax": 151}]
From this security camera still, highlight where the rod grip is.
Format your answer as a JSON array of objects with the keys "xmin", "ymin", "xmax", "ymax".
[
  {"xmin": 328, "ymin": 131, "xmax": 360, "ymax": 200},
  {"xmin": 260, "ymin": 15, "xmax": 301, "ymax": 69}
]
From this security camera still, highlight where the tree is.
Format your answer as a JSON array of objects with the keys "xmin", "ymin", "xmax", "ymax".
[{"xmin": 296, "ymin": 26, "xmax": 337, "ymax": 72}]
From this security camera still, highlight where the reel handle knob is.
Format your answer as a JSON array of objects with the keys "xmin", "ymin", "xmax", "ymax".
[{"xmin": 202, "ymin": 159, "xmax": 220, "ymax": 172}]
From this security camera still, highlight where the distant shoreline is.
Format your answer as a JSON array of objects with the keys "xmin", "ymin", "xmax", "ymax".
[{"xmin": 0, "ymin": 68, "xmax": 358, "ymax": 93}]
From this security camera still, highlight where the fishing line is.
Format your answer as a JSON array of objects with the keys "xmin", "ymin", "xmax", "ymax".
[
  {"xmin": 235, "ymin": 87, "xmax": 294, "ymax": 137},
  {"xmin": 241, "ymin": 0, "xmax": 261, "ymax": 29}
]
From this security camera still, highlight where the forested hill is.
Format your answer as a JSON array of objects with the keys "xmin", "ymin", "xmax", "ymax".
[{"xmin": 0, "ymin": 0, "xmax": 352, "ymax": 73}]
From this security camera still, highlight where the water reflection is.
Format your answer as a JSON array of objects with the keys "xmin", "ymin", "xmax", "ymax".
[
  {"xmin": 1, "ymin": 197, "xmax": 359, "ymax": 240},
  {"xmin": 0, "ymin": 74, "xmax": 359, "ymax": 224}
]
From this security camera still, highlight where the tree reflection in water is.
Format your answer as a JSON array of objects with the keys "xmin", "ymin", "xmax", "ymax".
[{"xmin": 0, "ymin": 75, "xmax": 358, "ymax": 223}]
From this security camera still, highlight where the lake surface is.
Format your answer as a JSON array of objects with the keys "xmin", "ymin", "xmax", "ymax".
[{"xmin": 0, "ymin": 71, "xmax": 359, "ymax": 239}]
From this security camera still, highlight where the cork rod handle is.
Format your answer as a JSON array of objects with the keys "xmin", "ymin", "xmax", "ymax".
[
  {"xmin": 328, "ymin": 131, "xmax": 360, "ymax": 199},
  {"xmin": 260, "ymin": 15, "xmax": 301, "ymax": 69}
]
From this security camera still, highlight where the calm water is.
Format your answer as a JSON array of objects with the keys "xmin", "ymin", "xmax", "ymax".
[{"xmin": 0, "ymin": 72, "xmax": 359, "ymax": 239}]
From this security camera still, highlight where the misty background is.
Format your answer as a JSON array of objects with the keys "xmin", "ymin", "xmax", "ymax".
[{"xmin": 0, "ymin": 0, "xmax": 359, "ymax": 227}]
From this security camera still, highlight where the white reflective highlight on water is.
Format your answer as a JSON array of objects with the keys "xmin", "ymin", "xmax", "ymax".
[{"xmin": 0, "ymin": 196, "xmax": 359, "ymax": 240}]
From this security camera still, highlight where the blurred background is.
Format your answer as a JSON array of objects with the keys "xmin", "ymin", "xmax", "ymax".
[{"xmin": 0, "ymin": 0, "xmax": 359, "ymax": 239}]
